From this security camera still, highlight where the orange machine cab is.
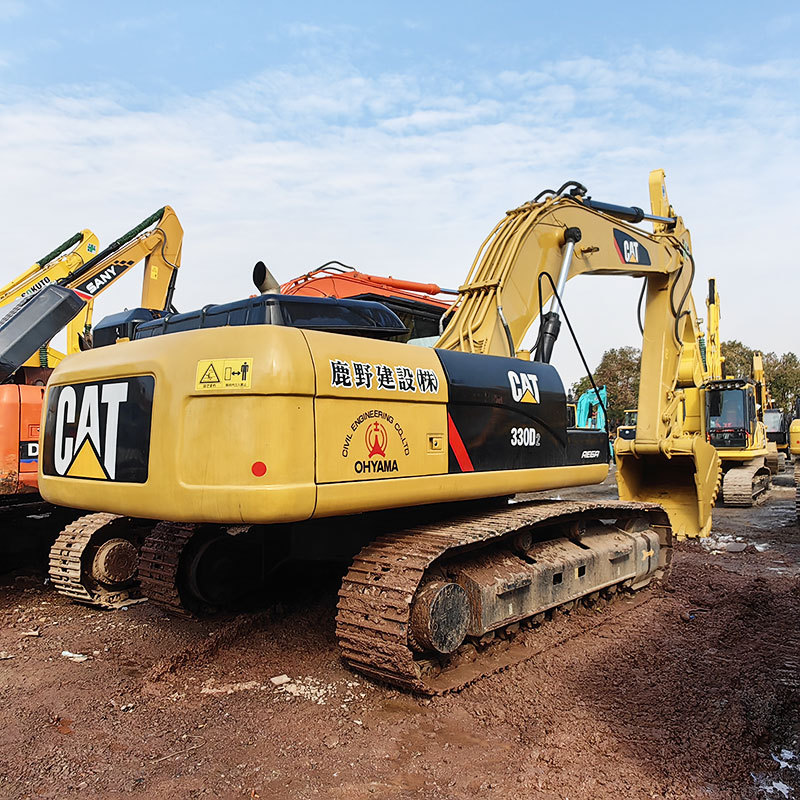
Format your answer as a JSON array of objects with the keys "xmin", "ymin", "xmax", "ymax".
[{"xmin": 0, "ymin": 384, "xmax": 46, "ymax": 494}]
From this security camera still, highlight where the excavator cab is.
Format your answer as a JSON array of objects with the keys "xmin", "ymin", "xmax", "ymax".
[
  {"xmin": 566, "ymin": 402, "xmax": 577, "ymax": 428},
  {"xmin": 706, "ymin": 379, "xmax": 757, "ymax": 449},
  {"xmin": 616, "ymin": 409, "xmax": 637, "ymax": 441},
  {"xmin": 763, "ymin": 408, "xmax": 790, "ymax": 453}
]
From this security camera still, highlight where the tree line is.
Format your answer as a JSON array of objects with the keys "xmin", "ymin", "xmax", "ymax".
[{"xmin": 570, "ymin": 341, "xmax": 800, "ymax": 429}]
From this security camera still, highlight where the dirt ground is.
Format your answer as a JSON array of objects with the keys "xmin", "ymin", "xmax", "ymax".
[{"xmin": 1, "ymin": 474, "xmax": 799, "ymax": 800}]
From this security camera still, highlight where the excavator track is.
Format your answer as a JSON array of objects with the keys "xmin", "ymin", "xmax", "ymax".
[
  {"xmin": 795, "ymin": 463, "xmax": 800, "ymax": 522},
  {"xmin": 48, "ymin": 513, "xmax": 147, "ymax": 608},
  {"xmin": 138, "ymin": 521, "xmax": 199, "ymax": 617},
  {"xmin": 766, "ymin": 448, "xmax": 780, "ymax": 475},
  {"xmin": 721, "ymin": 461, "xmax": 771, "ymax": 507},
  {"xmin": 336, "ymin": 499, "xmax": 670, "ymax": 694}
]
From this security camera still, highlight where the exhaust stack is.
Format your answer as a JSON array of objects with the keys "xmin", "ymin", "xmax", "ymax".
[{"xmin": 253, "ymin": 261, "xmax": 281, "ymax": 295}]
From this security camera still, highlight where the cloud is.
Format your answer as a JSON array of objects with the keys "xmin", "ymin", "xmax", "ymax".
[{"xmin": 0, "ymin": 50, "xmax": 798, "ymax": 386}]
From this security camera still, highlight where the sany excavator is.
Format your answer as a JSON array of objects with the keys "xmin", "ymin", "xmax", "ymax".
[
  {"xmin": 39, "ymin": 170, "xmax": 720, "ymax": 692},
  {"xmin": 0, "ymin": 207, "xmax": 183, "ymax": 574},
  {"xmin": 703, "ymin": 279, "xmax": 774, "ymax": 505}
]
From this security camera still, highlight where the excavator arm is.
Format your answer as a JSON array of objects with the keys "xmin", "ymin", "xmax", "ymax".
[
  {"xmin": 0, "ymin": 207, "xmax": 183, "ymax": 381},
  {"xmin": 60, "ymin": 206, "xmax": 183, "ymax": 355},
  {"xmin": 437, "ymin": 170, "xmax": 720, "ymax": 537},
  {"xmin": 0, "ymin": 229, "xmax": 99, "ymax": 306}
]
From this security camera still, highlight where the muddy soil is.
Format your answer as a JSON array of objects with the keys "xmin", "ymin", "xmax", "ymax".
[{"xmin": 1, "ymin": 473, "xmax": 799, "ymax": 800}]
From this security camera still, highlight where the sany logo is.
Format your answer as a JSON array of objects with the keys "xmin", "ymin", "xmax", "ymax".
[
  {"xmin": 53, "ymin": 383, "xmax": 128, "ymax": 479},
  {"xmin": 83, "ymin": 265, "xmax": 118, "ymax": 295},
  {"xmin": 507, "ymin": 370, "xmax": 540, "ymax": 404}
]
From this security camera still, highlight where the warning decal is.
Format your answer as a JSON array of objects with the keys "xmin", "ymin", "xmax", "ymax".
[{"xmin": 195, "ymin": 358, "xmax": 253, "ymax": 391}]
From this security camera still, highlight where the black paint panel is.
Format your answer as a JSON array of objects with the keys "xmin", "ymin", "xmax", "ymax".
[
  {"xmin": 566, "ymin": 429, "xmax": 610, "ymax": 465},
  {"xmin": 42, "ymin": 376, "xmax": 154, "ymax": 483},
  {"xmin": 436, "ymin": 349, "xmax": 569, "ymax": 472}
]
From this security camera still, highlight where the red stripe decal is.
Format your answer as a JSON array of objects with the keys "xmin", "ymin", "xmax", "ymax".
[
  {"xmin": 447, "ymin": 413, "xmax": 474, "ymax": 473},
  {"xmin": 613, "ymin": 237, "xmax": 626, "ymax": 263}
]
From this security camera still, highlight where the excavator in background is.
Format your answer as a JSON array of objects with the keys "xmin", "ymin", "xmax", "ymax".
[
  {"xmin": 276, "ymin": 262, "xmax": 455, "ymax": 344},
  {"xmin": 39, "ymin": 170, "xmax": 720, "ymax": 692},
  {"xmin": 675, "ymin": 277, "xmax": 774, "ymax": 507},
  {"xmin": 616, "ymin": 409, "xmax": 637, "ymax": 441},
  {"xmin": 0, "ymin": 207, "xmax": 183, "ymax": 575},
  {"xmin": 763, "ymin": 407, "xmax": 790, "ymax": 470},
  {"xmin": 0, "ymin": 229, "xmax": 101, "ymax": 502},
  {"xmin": 705, "ymin": 341, "xmax": 774, "ymax": 507},
  {"xmin": 574, "ymin": 385, "xmax": 612, "ymax": 456},
  {"xmin": 0, "ymin": 229, "xmax": 103, "ymax": 562},
  {"xmin": 790, "ymin": 401, "xmax": 800, "ymax": 520},
  {"xmin": 575, "ymin": 385, "xmax": 608, "ymax": 430},
  {"xmin": 0, "ymin": 228, "xmax": 101, "ymax": 370}
]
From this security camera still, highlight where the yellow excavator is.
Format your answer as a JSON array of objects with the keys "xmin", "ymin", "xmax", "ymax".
[
  {"xmin": 0, "ymin": 229, "xmax": 100, "ymax": 369},
  {"xmin": 702, "ymin": 279, "xmax": 774, "ymax": 505},
  {"xmin": 791, "ymin": 408, "xmax": 800, "ymax": 521},
  {"xmin": 38, "ymin": 170, "xmax": 720, "ymax": 691}
]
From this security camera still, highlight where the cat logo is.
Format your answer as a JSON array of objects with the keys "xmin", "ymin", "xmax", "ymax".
[
  {"xmin": 507, "ymin": 370, "xmax": 540, "ymax": 404},
  {"xmin": 42, "ymin": 376, "xmax": 154, "ymax": 483},
  {"xmin": 613, "ymin": 229, "xmax": 651, "ymax": 266}
]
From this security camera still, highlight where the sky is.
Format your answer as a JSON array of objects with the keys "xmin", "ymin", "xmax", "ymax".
[{"xmin": 1, "ymin": 0, "xmax": 798, "ymax": 387}]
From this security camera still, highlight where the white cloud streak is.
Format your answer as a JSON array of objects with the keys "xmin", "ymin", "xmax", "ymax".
[{"xmin": 0, "ymin": 49, "xmax": 798, "ymax": 386}]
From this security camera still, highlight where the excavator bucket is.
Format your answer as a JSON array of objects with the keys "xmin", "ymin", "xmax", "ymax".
[{"xmin": 616, "ymin": 439, "xmax": 720, "ymax": 539}]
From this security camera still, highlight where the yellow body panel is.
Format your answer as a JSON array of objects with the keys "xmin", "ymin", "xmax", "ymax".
[
  {"xmin": 304, "ymin": 330, "xmax": 449, "ymax": 484},
  {"xmin": 790, "ymin": 419, "xmax": 800, "ymax": 457},
  {"xmin": 38, "ymin": 323, "xmax": 609, "ymax": 523}
]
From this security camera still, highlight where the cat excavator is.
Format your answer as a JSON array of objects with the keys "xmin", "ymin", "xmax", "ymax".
[
  {"xmin": 0, "ymin": 207, "xmax": 183, "ymax": 574},
  {"xmin": 38, "ymin": 170, "xmax": 720, "ymax": 692},
  {"xmin": 45, "ymin": 257, "xmax": 450, "ymax": 607}
]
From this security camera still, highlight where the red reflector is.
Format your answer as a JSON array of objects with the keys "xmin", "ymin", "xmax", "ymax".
[{"xmin": 251, "ymin": 461, "xmax": 267, "ymax": 477}]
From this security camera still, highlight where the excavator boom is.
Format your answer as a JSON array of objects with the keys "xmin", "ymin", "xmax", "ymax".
[
  {"xmin": 0, "ymin": 207, "xmax": 183, "ymax": 378},
  {"xmin": 437, "ymin": 171, "xmax": 719, "ymax": 536},
  {"xmin": 0, "ymin": 229, "xmax": 99, "ymax": 305}
]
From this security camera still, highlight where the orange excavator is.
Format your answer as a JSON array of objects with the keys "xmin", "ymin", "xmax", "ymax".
[{"xmin": 270, "ymin": 260, "xmax": 455, "ymax": 344}]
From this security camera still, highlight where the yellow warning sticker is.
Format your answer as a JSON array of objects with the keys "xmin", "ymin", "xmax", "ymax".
[{"xmin": 195, "ymin": 358, "xmax": 253, "ymax": 390}]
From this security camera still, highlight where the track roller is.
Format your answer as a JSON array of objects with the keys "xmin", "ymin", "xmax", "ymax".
[
  {"xmin": 138, "ymin": 522, "xmax": 261, "ymax": 616},
  {"xmin": 48, "ymin": 513, "xmax": 151, "ymax": 608}
]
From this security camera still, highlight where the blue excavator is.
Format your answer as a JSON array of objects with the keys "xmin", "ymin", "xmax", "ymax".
[{"xmin": 575, "ymin": 385, "xmax": 612, "ymax": 456}]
